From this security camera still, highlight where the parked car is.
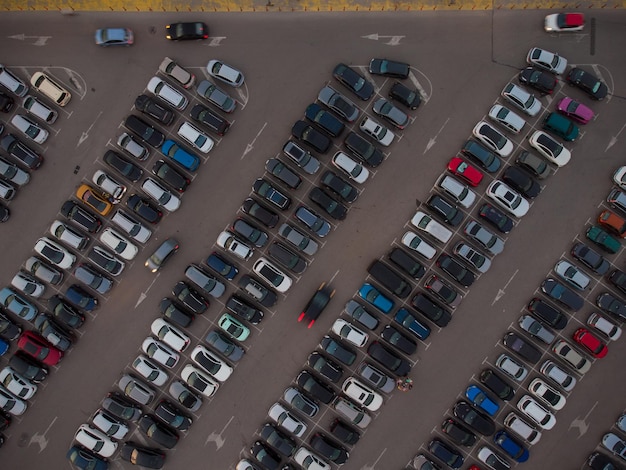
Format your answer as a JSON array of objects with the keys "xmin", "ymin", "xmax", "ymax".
[
  {"xmin": 196, "ymin": 80, "xmax": 236, "ymax": 113},
  {"xmin": 503, "ymin": 332, "xmax": 542, "ymax": 364},
  {"xmin": 552, "ymin": 340, "xmax": 591, "ymax": 374},
  {"xmin": 540, "ymin": 278, "xmax": 584, "ymax": 311},
  {"xmin": 241, "ymin": 198, "xmax": 279, "ymax": 229},
  {"xmin": 332, "ymin": 63, "xmax": 374, "ymax": 100},
  {"xmin": 518, "ymin": 67, "xmax": 557, "ymax": 94},
  {"xmin": 343, "ymin": 131, "xmax": 384, "ymax": 167},
  {"xmin": 317, "ymin": 85, "xmax": 359, "ymax": 122},
  {"xmin": 501, "ymin": 82, "xmax": 541, "ymax": 116},
  {"xmin": 529, "ymin": 131, "xmax": 571, "ymax": 167},
  {"xmin": 566, "ymin": 67, "xmax": 608, "ymax": 100},
  {"xmin": 292, "ymin": 120, "xmax": 331, "ymax": 153}
]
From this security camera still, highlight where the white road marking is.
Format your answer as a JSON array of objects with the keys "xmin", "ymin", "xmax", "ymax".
[{"xmin": 241, "ymin": 122, "xmax": 268, "ymax": 159}]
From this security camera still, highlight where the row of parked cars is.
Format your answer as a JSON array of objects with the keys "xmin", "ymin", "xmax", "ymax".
[
  {"xmin": 406, "ymin": 50, "xmax": 620, "ymax": 470},
  {"xmin": 586, "ymin": 411, "xmax": 626, "ymax": 468}
]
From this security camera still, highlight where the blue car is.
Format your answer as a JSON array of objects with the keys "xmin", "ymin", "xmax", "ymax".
[
  {"xmin": 358, "ymin": 283, "xmax": 394, "ymax": 314},
  {"xmin": 205, "ymin": 252, "xmax": 238, "ymax": 280},
  {"xmin": 394, "ymin": 308, "xmax": 431, "ymax": 340},
  {"xmin": 0, "ymin": 337, "xmax": 9, "ymax": 356},
  {"xmin": 66, "ymin": 445, "xmax": 109, "ymax": 469},
  {"xmin": 494, "ymin": 430, "xmax": 530, "ymax": 462},
  {"xmin": 0, "ymin": 287, "xmax": 38, "ymax": 321},
  {"xmin": 65, "ymin": 285, "xmax": 98, "ymax": 312},
  {"xmin": 465, "ymin": 385, "xmax": 500, "ymax": 417},
  {"xmin": 160, "ymin": 139, "xmax": 200, "ymax": 172}
]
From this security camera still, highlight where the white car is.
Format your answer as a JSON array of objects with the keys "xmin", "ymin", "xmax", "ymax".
[
  {"xmin": 529, "ymin": 130, "xmax": 571, "ymax": 167},
  {"xmin": 253, "ymin": 258, "xmax": 292, "ymax": 293},
  {"xmin": 150, "ymin": 318, "xmax": 190, "ymax": 352},
  {"xmin": 332, "ymin": 319, "xmax": 369, "ymax": 347},
  {"xmin": 477, "ymin": 446, "xmax": 511, "ymax": 470},
  {"xmin": 0, "ymin": 367, "xmax": 37, "ymax": 400},
  {"xmin": 401, "ymin": 231, "xmax": 437, "ymax": 260},
  {"xmin": 486, "ymin": 180, "xmax": 530, "ymax": 217},
  {"xmin": 359, "ymin": 116, "xmax": 395, "ymax": 146},
  {"xmin": 331, "ymin": 151, "xmax": 369, "ymax": 184},
  {"xmin": 74, "ymin": 424, "xmax": 118, "ymax": 458},
  {"xmin": 23, "ymin": 95, "xmax": 58, "ymax": 124},
  {"xmin": 472, "ymin": 121, "xmax": 513, "ymax": 157},
  {"xmin": 410, "ymin": 211, "xmax": 452, "ymax": 244},
  {"xmin": 501, "ymin": 82, "xmax": 541, "ymax": 116},
  {"xmin": 552, "ymin": 340, "xmax": 591, "ymax": 374},
  {"xmin": 11, "ymin": 114, "xmax": 48, "ymax": 144},
  {"xmin": 92, "ymin": 170, "xmax": 126, "ymax": 202},
  {"xmin": 11, "ymin": 271, "xmax": 45, "ymax": 298},
  {"xmin": 99, "ymin": 228, "xmax": 138, "ymax": 261},
  {"xmin": 293, "ymin": 447, "xmax": 331, "ymax": 470},
  {"xmin": 146, "ymin": 76, "xmax": 188, "ymax": 110},
  {"xmin": 181, "ymin": 364, "xmax": 219, "ymax": 398},
  {"xmin": 437, "ymin": 175, "xmax": 476, "ymax": 208},
  {"xmin": 540, "ymin": 360, "xmax": 576, "ymax": 392},
  {"xmin": 554, "ymin": 260, "xmax": 590, "ymax": 290},
  {"xmin": 613, "ymin": 166, "xmax": 626, "ymax": 190},
  {"xmin": 50, "ymin": 220, "xmax": 89, "ymax": 251},
  {"xmin": 342, "ymin": 377, "xmax": 383, "ymax": 411},
  {"xmin": 141, "ymin": 177, "xmax": 181, "ymax": 212},
  {"xmin": 34, "ymin": 237, "xmax": 76, "ymax": 269},
  {"xmin": 141, "ymin": 336, "xmax": 180, "ymax": 368},
  {"xmin": 0, "ymin": 64, "xmax": 29, "ymax": 97},
  {"xmin": 177, "ymin": 121, "xmax": 214, "ymax": 153},
  {"xmin": 91, "ymin": 409, "xmax": 130, "ymax": 439},
  {"xmin": 526, "ymin": 47, "xmax": 568, "ymax": 74},
  {"xmin": 117, "ymin": 132, "xmax": 149, "ymax": 160},
  {"xmin": 0, "ymin": 155, "xmax": 30, "ymax": 186},
  {"xmin": 216, "ymin": 230, "xmax": 254, "ymax": 260},
  {"xmin": 517, "ymin": 395, "xmax": 556, "ymax": 430},
  {"xmin": 495, "ymin": 353, "xmax": 528, "ymax": 382},
  {"xmin": 268, "ymin": 402, "xmax": 306, "ymax": 437},
  {"xmin": 132, "ymin": 355, "xmax": 168, "ymax": 386},
  {"xmin": 528, "ymin": 378, "xmax": 566, "ymax": 411},
  {"xmin": 544, "ymin": 13, "xmax": 585, "ymax": 32},
  {"xmin": 159, "ymin": 57, "xmax": 195, "ymax": 89},
  {"xmin": 587, "ymin": 312, "xmax": 622, "ymax": 341},
  {"xmin": 0, "ymin": 384, "xmax": 27, "ymax": 415},
  {"xmin": 206, "ymin": 60, "xmax": 244, "ymax": 87},
  {"xmin": 111, "ymin": 210, "xmax": 152, "ymax": 244},
  {"xmin": 191, "ymin": 344, "xmax": 234, "ymax": 382},
  {"xmin": 488, "ymin": 105, "xmax": 525, "ymax": 134}
]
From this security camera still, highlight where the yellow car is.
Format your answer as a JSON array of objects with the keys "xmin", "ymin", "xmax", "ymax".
[{"xmin": 76, "ymin": 184, "xmax": 113, "ymax": 216}]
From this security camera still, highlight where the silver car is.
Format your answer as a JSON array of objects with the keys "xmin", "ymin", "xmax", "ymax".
[
  {"xmin": 554, "ymin": 260, "xmax": 590, "ymax": 290},
  {"xmin": 488, "ymin": 104, "xmax": 525, "ymax": 134},
  {"xmin": 278, "ymin": 223, "xmax": 319, "ymax": 256},
  {"xmin": 184, "ymin": 264, "xmax": 226, "ymax": 298},
  {"xmin": 282, "ymin": 141, "xmax": 320, "ymax": 174},
  {"xmin": 196, "ymin": 80, "xmax": 236, "ymax": 113},
  {"xmin": 463, "ymin": 221, "xmax": 504, "ymax": 255},
  {"xmin": 372, "ymin": 98, "xmax": 409, "ymax": 129},
  {"xmin": 501, "ymin": 82, "xmax": 541, "ymax": 116},
  {"xmin": 357, "ymin": 362, "xmax": 394, "ymax": 393},
  {"xmin": 118, "ymin": 374, "xmax": 155, "ymax": 405},
  {"xmin": 24, "ymin": 256, "xmax": 63, "ymax": 285},
  {"xmin": 518, "ymin": 314, "xmax": 555, "ymax": 344},
  {"xmin": 117, "ymin": 132, "xmax": 149, "ymax": 160},
  {"xmin": 495, "ymin": 353, "xmax": 528, "ymax": 382},
  {"xmin": 0, "ymin": 155, "xmax": 30, "ymax": 186},
  {"xmin": 317, "ymin": 85, "xmax": 359, "ymax": 122},
  {"xmin": 11, "ymin": 271, "xmax": 45, "ymax": 298},
  {"xmin": 453, "ymin": 242, "xmax": 491, "ymax": 273}
]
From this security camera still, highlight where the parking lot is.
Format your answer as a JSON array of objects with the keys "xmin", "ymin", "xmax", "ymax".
[{"xmin": 0, "ymin": 8, "xmax": 625, "ymax": 470}]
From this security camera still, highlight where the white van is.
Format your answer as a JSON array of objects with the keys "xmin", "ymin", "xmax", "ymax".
[
  {"xmin": 23, "ymin": 95, "xmax": 58, "ymax": 124},
  {"xmin": 503, "ymin": 411, "xmax": 542, "ymax": 445},
  {"xmin": 437, "ymin": 175, "xmax": 476, "ymax": 208},
  {"xmin": 30, "ymin": 72, "xmax": 71, "ymax": 106},
  {"xmin": 333, "ymin": 397, "xmax": 371, "ymax": 429},
  {"xmin": 410, "ymin": 211, "xmax": 452, "ymax": 244}
]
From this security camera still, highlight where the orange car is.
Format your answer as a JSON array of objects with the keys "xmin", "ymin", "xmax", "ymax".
[
  {"xmin": 76, "ymin": 184, "xmax": 113, "ymax": 216},
  {"xmin": 598, "ymin": 210, "xmax": 626, "ymax": 239}
]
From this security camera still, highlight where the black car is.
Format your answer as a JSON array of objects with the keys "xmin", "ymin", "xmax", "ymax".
[
  {"xmin": 268, "ymin": 242, "xmax": 307, "ymax": 274},
  {"xmin": 154, "ymin": 399, "xmax": 192, "ymax": 431},
  {"xmin": 587, "ymin": 451, "xmax": 622, "ymax": 470},
  {"xmin": 462, "ymin": 140, "xmax": 501, "ymax": 173},
  {"xmin": 238, "ymin": 274, "xmax": 278, "ymax": 308},
  {"xmin": 308, "ymin": 187, "xmax": 347, "ymax": 221},
  {"xmin": 241, "ymin": 197, "xmax": 279, "ymax": 228},
  {"xmin": 332, "ymin": 63, "xmax": 374, "ymax": 100},
  {"xmin": 503, "ymin": 332, "xmax": 542, "ymax": 364},
  {"xmin": 252, "ymin": 178, "xmax": 291, "ymax": 210},
  {"xmin": 296, "ymin": 370, "xmax": 335, "ymax": 404},
  {"xmin": 367, "ymin": 260, "xmax": 412, "ymax": 298},
  {"xmin": 138, "ymin": 414, "xmax": 179, "ymax": 449},
  {"xmin": 343, "ymin": 131, "xmax": 384, "ymax": 168},
  {"xmin": 61, "ymin": 200, "xmax": 102, "ymax": 233},
  {"xmin": 172, "ymin": 281, "xmax": 208, "ymax": 314},
  {"xmin": 596, "ymin": 292, "xmax": 626, "ymax": 320},
  {"xmin": 436, "ymin": 254, "xmax": 476, "ymax": 288},
  {"xmin": 478, "ymin": 203, "xmax": 514, "ymax": 234},
  {"xmin": 428, "ymin": 438, "xmax": 464, "ymax": 469},
  {"xmin": 411, "ymin": 293, "xmax": 452, "ymax": 327},
  {"xmin": 160, "ymin": 298, "xmax": 194, "ymax": 328},
  {"xmin": 0, "ymin": 204, "xmax": 9, "ymax": 223},
  {"xmin": 135, "ymin": 95, "xmax": 174, "ymax": 125},
  {"xmin": 34, "ymin": 314, "xmax": 73, "ymax": 352},
  {"xmin": 225, "ymin": 295, "xmax": 263, "ymax": 324},
  {"xmin": 367, "ymin": 341, "xmax": 411, "ymax": 376},
  {"xmin": 503, "ymin": 166, "xmax": 541, "ymax": 199},
  {"xmin": 389, "ymin": 81, "xmax": 421, "ymax": 110},
  {"xmin": 608, "ymin": 269, "xmax": 626, "ymax": 295},
  {"xmin": 48, "ymin": 295, "xmax": 85, "ymax": 329},
  {"xmin": 125, "ymin": 115, "xmax": 165, "ymax": 147},
  {"xmin": 453, "ymin": 400, "xmax": 496, "ymax": 436},
  {"xmin": 519, "ymin": 67, "xmax": 557, "ymax": 95},
  {"xmin": 310, "ymin": 433, "xmax": 349, "ymax": 464},
  {"xmin": 103, "ymin": 150, "xmax": 143, "ymax": 182},
  {"xmin": 165, "ymin": 21, "xmax": 208, "ymax": 40},
  {"xmin": 527, "ymin": 298, "xmax": 567, "ymax": 330},
  {"xmin": 571, "ymin": 242, "xmax": 610, "ymax": 275},
  {"xmin": 0, "ymin": 311, "xmax": 22, "ymax": 341},
  {"xmin": 541, "ymin": 278, "xmax": 584, "ymax": 311},
  {"xmin": 424, "ymin": 274, "xmax": 461, "ymax": 308},
  {"xmin": 381, "ymin": 325, "xmax": 417, "ymax": 355},
  {"xmin": 0, "ymin": 134, "xmax": 43, "ymax": 169},
  {"xmin": 250, "ymin": 441, "xmax": 280, "ymax": 469},
  {"xmin": 320, "ymin": 170, "xmax": 358, "ymax": 203},
  {"xmin": 479, "ymin": 369, "xmax": 515, "ymax": 401},
  {"xmin": 369, "ymin": 58, "xmax": 410, "ymax": 79},
  {"xmin": 9, "ymin": 351, "xmax": 48, "ymax": 382},
  {"xmin": 232, "ymin": 217, "xmax": 269, "ymax": 247},
  {"xmin": 307, "ymin": 352, "xmax": 343, "ymax": 383},
  {"xmin": 320, "ymin": 335, "xmax": 356, "ymax": 366},
  {"xmin": 330, "ymin": 419, "xmax": 360, "ymax": 445},
  {"xmin": 190, "ymin": 104, "xmax": 230, "ymax": 136},
  {"xmin": 388, "ymin": 247, "xmax": 426, "ymax": 280},
  {"xmin": 441, "ymin": 418, "xmax": 477, "ymax": 447},
  {"xmin": 152, "ymin": 160, "xmax": 190, "ymax": 193},
  {"xmin": 260, "ymin": 423, "xmax": 297, "ymax": 457},
  {"xmin": 102, "ymin": 392, "xmax": 142, "ymax": 421},
  {"xmin": 87, "ymin": 246, "xmax": 124, "ymax": 277},
  {"xmin": 0, "ymin": 91, "xmax": 14, "ymax": 112},
  {"xmin": 566, "ymin": 67, "xmax": 608, "ymax": 100},
  {"xmin": 120, "ymin": 442, "xmax": 165, "ymax": 469},
  {"xmin": 265, "ymin": 158, "xmax": 302, "ymax": 190},
  {"xmin": 427, "ymin": 195, "xmax": 464, "ymax": 226},
  {"xmin": 299, "ymin": 283, "xmax": 335, "ymax": 327},
  {"xmin": 291, "ymin": 120, "xmax": 331, "ymax": 154},
  {"xmin": 304, "ymin": 103, "xmax": 345, "ymax": 138},
  {"xmin": 127, "ymin": 194, "xmax": 163, "ymax": 224}
]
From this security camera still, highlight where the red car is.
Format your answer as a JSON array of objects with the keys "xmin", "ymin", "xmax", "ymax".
[
  {"xmin": 573, "ymin": 327, "xmax": 608, "ymax": 358},
  {"xmin": 17, "ymin": 331, "xmax": 63, "ymax": 365},
  {"xmin": 448, "ymin": 157, "xmax": 483, "ymax": 187}
]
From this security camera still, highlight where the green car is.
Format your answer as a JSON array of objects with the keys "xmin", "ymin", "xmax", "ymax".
[
  {"xmin": 586, "ymin": 225, "xmax": 621, "ymax": 254},
  {"xmin": 218, "ymin": 313, "xmax": 250, "ymax": 341}
]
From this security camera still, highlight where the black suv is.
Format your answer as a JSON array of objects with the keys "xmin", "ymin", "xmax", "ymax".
[
  {"xmin": 503, "ymin": 332, "xmax": 542, "ymax": 364},
  {"xmin": 343, "ymin": 131, "xmax": 384, "ymax": 167},
  {"xmin": 241, "ymin": 197, "xmax": 279, "ymax": 228},
  {"xmin": 368, "ymin": 260, "xmax": 412, "ymax": 299},
  {"xmin": 134, "ymin": 94, "xmax": 174, "ymax": 125},
  {"xmin": 436, "ymin": 254, "xmax": 475, "ymax": 288},
  {"xmin": 124, "ymin": 115, "xmax": 165, "ymax": 147},
  {"xmin": 268, "ymin": 242, "xmax": 307, "ymax": 274},
  {"xmin": 503, "ymin": 166, "xmax": 541, "ymax": 199},
  {"xmin": 226, "ymin": 295, "xmax": 263, "ymax": 324},
  {"xmin": 320, "ymin": 170, "xmax": 357, "ymax": 203},
  {"xmin": 527, "ymin": 298, "xmax": 567, "ymax": 330},
  {"xmin": 190, "ymin": 104, "xmax": 230, "ymax": 136},
  {"xmin": 61, "ymin": 200, "xmax": 102, "ymax": 233},
  {"xmin": 0, "ymin": 134, "xmax": 43, "ymax": 169},
  {"xmin": 387, "ymin": 247, "xmax": 426, "ymax": 280},
  {"xmin": 427, "ymin": 195, "xmax": 463, "ymax": 226},
  {"xmin": 410, "ymin": 293, "xmax": 451, "ymax": 327},
  {"xmin": 479, "ymin": 368, "xmax": 515, "ymax": 401}
]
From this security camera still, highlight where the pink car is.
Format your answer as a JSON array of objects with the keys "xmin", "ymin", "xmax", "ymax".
[{"xmin": 556, "ymin": 97, "xmax": 595, "ymax": 124}]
